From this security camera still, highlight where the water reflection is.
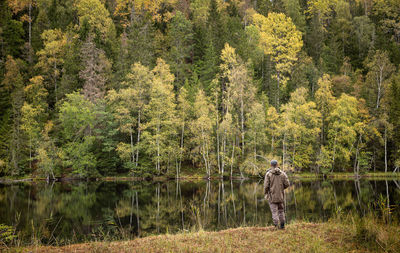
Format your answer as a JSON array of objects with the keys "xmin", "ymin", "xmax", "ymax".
[{"xmin": 0, "ymin": 179, "xmax": 399, "ymax": 245}]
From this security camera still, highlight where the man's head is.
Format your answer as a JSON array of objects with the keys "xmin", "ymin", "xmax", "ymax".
[{"xmin": 270, "ymin": 160, "xmax": 278, "ymax": 168}]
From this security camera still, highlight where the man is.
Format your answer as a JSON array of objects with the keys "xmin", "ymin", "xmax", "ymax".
[{"xmin": 264, "ymin": 160, "xmax": 290, "ymax": 229}]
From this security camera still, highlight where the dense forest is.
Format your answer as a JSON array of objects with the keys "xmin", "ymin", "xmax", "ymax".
[{"xmin": 0, "ymin": 0, "xmax": 400, "ymax": 179}]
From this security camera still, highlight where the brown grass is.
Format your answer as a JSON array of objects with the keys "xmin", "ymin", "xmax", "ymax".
[{"xmin": 9, "ymin": 222, "xmax": 374, "ymax": 253}]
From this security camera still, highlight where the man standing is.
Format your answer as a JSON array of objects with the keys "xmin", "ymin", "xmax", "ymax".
[{"xmin": 264, "ymin": 160, "xmax": 290, "ymax": 229}]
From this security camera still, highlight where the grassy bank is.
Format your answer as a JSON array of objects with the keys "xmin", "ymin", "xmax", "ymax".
[{"xmin": 8, "ymin": 216, "xmax": 400, "ymax": 253}]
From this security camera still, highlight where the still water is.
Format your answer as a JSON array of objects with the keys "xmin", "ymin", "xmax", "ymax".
[{"xmin": 1, "ymin": 178, "xmax": 399, "ymax": 245}]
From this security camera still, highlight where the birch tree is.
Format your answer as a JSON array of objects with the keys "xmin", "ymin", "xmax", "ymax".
[
  {"xmin": 20, "ymin": 76, "xmax": 48, "ymax": 170},
  {"xmin": 107, "ymin": 63, "xmax": 152, "ymax": 172},
  {"xmin": 142, "ymin": 59, "xmax": 177, "ymax": 174},
  {"xmin": 364, "ymin": 50, "xmax": 394, "ymax": 110},
  {"xmin": 280, "ymin": 88, "xmax": 321, "ymax": 171},
  {"xmin": 315, "ymin": 74, "xmax": 336, "ymax": 145},
  {"xmin": 327, "ymin": 94, "xmax": 360, "ymax": 171},
  {"xmin": 190, "ymin": 89, "xmax": 215, "ymax": 178},
  {"xmin": 176, "ymin": 86, "xmax": 191, "ymax": 178}
]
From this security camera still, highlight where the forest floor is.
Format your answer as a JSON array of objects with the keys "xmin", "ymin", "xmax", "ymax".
[{"xmin": 10, "ymin": 220, "xmax": 400, "ymax": 253}]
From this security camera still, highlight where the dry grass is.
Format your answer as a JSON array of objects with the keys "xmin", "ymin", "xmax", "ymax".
[{"xmin": 9, "ymin": 222, "xmax": 372, "ymax": 253}]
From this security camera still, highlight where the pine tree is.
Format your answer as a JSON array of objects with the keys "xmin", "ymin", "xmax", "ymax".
[
  {"xmin": 7, "ymin": 0, "xmax": 36, "ymax": 62},
  {"xmin": 2, "ymin": 56, "xmax": 25, "ymax": 175},
  {"xmin": 166, "ymin": 11, "xmax": 193, "ymax": 88}
]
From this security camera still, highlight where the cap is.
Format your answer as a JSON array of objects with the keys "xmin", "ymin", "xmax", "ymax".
[{"xmin": 270, "ymin": 160, "xmax": 278, "ymax": 166}]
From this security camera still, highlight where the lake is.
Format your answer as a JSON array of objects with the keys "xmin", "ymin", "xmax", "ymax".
[{"xmin": 1, "ymin": 178, "xmax": 399, "ymax": 245}]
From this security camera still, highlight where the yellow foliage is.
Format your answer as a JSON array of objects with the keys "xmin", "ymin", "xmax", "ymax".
[{"xmin": 251, "ymin": 12, "xmax": 303, "ymax": 85}]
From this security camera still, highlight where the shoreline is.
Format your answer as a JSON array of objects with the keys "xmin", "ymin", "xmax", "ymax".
[{"xmin": 1, "ymin": 172, "xmax": 400, "ymax": 184}]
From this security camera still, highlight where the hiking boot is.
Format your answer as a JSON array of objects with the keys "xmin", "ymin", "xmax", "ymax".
[{"xmin": 279, "ymin": 222, "xmax": 285, "ymax": 229}]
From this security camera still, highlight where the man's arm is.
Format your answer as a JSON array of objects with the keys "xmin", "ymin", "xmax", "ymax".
[
  {"xmin": 264, "ymin": 172, "xmax": 270, "ymax": 195},
  {"xmin": 282, "ymin": 172, "xmax": 290, "ymax": 189}
]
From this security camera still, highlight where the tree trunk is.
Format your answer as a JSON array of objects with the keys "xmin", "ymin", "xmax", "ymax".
[
  {"xmin": 277, "ymin": 71, "xmax": 280, "ymax": 109},
  {"xmin": 332, "ymin": 135, "xmax": 337, "ymax": 172},
  {"xmin": 230, "ymin": 136, "xmax": 235, "ymax": 179},
  {"xmin": 254, "ymin": 132, "xmax": 257, "ymax": 164},
  {"xmin": 201, "ymin": 128, "xmax": 209, "ymax": 178},
  {"xmin": 29, "ymin": 134, "xmax": 32, "ymax": 170},
  {"xmin": 156, "ymin": 117, "xmax": 160, "ymax": 174},
  {"xmin": 271, "ymin": 136, "xmax": 274, "ymax": 153},
  {"xmin": 240, "ymin": 91, "xmax": 245, "ymax": 159},
  {"xmin": 178, "ymin": 123, "xmax": 185, "ymax": 177},
  {"xmin": 135, "ymin": 109, "xmax": 141, "ymax": 167},
  {"xmin": 205, "ymin": 138, "xmax": 211, "ymax": 177},
  {"xmin": 384, "ymin": 126, "xmax": 388, "ymax": 173},
  {"xmin": 130, "ymin": 128, "xmax": 135, "ymax": 165},
  {"xmin": 54, "ymin": 61, "xmax": 58, "ymax": 103},
  {"xmin": 216, "ymin": 101, "xmax": 221, "ymax": 174},
  {"xmin": 292, "ymin": 142, "xmax": 296, "ymax": 171},
  {"xmin": 376, "ymin": 67, "xmax": 383, "ymax": 109}
]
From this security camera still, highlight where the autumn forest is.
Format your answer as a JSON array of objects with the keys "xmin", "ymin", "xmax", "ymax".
[{"xmin": 1, "ymin": 0, "xmax": 400, "ymax": 179}]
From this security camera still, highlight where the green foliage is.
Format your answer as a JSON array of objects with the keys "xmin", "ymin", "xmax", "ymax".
[
  {"xmin": 1, "ymin": 0, "xmax": 400, "ymax": 177},
  {"xmin": 327, "ymin": 94, "xmax": 360, "ymax": 170},
  {"xmin": 76, "ymin": 0, "xmax": 116, "ymax": 44},
  {"xmin": 59, "ymin": 92, "xmax": 98, "ymax": 177},
  {"xmin": 166, "ymin": 11, "xmax": 193, "ymax": 87},
  {"xmin": 36, "ymin": 121, "xmax": 58, "ymax": 179}
]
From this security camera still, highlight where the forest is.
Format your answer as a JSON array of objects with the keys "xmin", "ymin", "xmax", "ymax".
[{"xmin": 0, "ymin": 0, "xmax": 400, "ymax": 179}]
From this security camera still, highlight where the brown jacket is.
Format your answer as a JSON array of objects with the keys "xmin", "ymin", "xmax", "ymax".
[{"xmin": 263, "ymin": 167, "xmax": 290, "ymax": 203}]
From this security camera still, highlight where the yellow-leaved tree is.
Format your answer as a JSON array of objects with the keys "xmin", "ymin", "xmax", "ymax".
[
  {"xmin": 114, "ymin": 0, "xmax": 177, "ymax": 24},
  {"xmin": 76, "ymin": 0, "xmax": 116, "ymax": 42},
  {"xmin": 251, "ymin": 12, "xmax": 303, "ymax": 108}
]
